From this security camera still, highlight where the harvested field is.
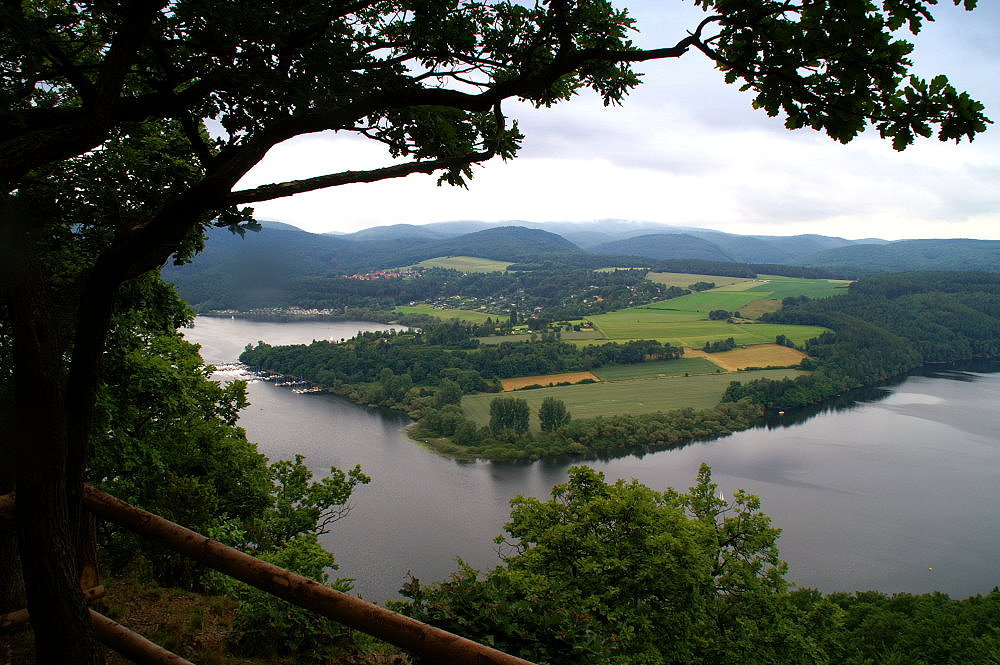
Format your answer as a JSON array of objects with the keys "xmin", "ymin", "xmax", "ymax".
[
  {"xmin": 685, "ymin": 344, "xmax": 807, "ymax": 371},
  {"xmin": 646, "ymin": 272, "xmax": 756, "ymax": 289},
  {"xmin": 501, "ymin": 371, "xmax": 600, "ymax": 391}
]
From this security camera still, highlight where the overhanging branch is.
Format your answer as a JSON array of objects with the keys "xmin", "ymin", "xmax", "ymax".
[{"xmin": 225, "ymin": 150, "xmax": 495, "ymax": 205}]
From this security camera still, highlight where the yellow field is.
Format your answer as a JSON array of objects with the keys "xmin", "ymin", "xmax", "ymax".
[
  {"xmin": 646, "ymin": 272, "xmax": 756, "ymax": 289},
  {"xmin": 500, "ymin": 371, "xmax": 600, "ymax": 391},
  {"xmin": 685, "ymin": 344, "xmax": 807, "ymax": 371}
]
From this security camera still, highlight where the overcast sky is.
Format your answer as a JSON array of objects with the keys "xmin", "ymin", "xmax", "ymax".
[{"xmin": 236, "ymin": 1, "xmax": 1000, "ymax": 241}]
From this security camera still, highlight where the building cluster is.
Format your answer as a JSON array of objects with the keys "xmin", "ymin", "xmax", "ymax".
[{"xmin": 340, "ymin": 268, "xmax": 426, "ymax": 280}]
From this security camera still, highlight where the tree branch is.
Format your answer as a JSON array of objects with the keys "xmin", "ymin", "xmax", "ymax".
[{"xmin": 226, "ymin": 150, "xmax": 496, "ymax": 205}]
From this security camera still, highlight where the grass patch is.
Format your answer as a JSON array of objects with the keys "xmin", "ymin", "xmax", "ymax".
[
  {"xmin": 750, "ymin": 276, "xmax": 853, "ymax": 299},
  {"xmin": 646, "ymin": 272, "xmax": 756, "ymax": 289},
  {"xmin": 416, "ymin": 256, "xmax": 512, "ymax": 273},
  {"xmin": 558, "ymin": 329, "xmax": 605, "ymax": 340},
  {"xmin": 737, "ymin": 299, "xmax": 783, "ymax": 319},
  {"xmin": 592, "ymin": 357, "xmax": 720, "ymax": 380},
  {"xmin": 645, "ymin": 290, "xmax": 768, "ymax": 313},
  {"xmin": 462, "ymin": 368, "xmax": 804, "ymax": 427},
  {"xmin": 395, "ymin": 305, "xmax": 505, "ymax": 323},
  {"xmin": 587, "ymin": 312, "xmax": 827, "ymax": 346}
]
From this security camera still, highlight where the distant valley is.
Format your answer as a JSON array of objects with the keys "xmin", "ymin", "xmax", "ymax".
[{"xmin": 164, "ymin": 219, "xmax": 999, "ymax": 311}]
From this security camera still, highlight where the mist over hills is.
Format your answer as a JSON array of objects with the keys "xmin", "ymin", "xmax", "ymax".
[{"xmin": 163, "ymin": 219, "xmax": 999, "ymax": 310}]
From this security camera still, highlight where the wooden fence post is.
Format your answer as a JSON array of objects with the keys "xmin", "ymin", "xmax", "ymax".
[{"xmin": 82, "ymin": 485, "xmax": 536, "ymax": 665}]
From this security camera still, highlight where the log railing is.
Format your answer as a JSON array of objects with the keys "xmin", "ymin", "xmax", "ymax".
[{"xmin": 0, "ymin": 487, "xmax": 535, "ymax": 665}]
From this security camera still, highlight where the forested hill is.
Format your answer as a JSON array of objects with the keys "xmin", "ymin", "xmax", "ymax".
[
  {"xmin": 725, "ymin": 271, "xmax": 1000, "ymax": 407},
  {"xmin": 163, "ymin": 222, "xmax": 999, "ymax": 311},
  {"xmin": 588, "ymin": 233, "xmax": 736, "ymax": 261},
  {"xmin": 789, "ymin": 238, "xmax": 1000, "ymax": 273}
]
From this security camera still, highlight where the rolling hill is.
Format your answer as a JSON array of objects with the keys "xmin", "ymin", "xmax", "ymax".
[
  {"xmin": 163, "ymin": 220, "xmax": 997, "ymax": 311},
  {"xmin": 589, "ymin": 233, "xmax": 736, "ymax": 262},
  {"xmin": 792, "ymin": 238, "xmax": 1000, "ymax": 273}
]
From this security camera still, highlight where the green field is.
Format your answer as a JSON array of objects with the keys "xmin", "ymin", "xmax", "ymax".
[
  {"xmin": 587, "ymin": 311, "xmax": 827, "ymax": 346},
  {"xmin": 749, "ymin": 276, "xmax": 852, "ymax": 299},
  {"xmin": 416, "ymin": 256, "xmax": 512, "ymax": 273},
  {"xmin": 461, "ymin": 368, "xmax": 803, "ymax": 427},
  {"xmin": 585, "ymin": 275, "xmax": 843, "ymax": 344},
  {"xmin": 591, "ymin": 357, "xmax": 720, "ymax": 380},
  {"xmin": 395, "ymin": 305, "xmax": 505, "ymax": 323},
  {"xmin": 645, "ymin": 290, "xmax": 768, "ymax": 312}
]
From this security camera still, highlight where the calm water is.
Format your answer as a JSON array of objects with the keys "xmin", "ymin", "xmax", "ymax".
[{"xmin": 185, "ymin": 317, "xmax": 1000, "ymax": 602}]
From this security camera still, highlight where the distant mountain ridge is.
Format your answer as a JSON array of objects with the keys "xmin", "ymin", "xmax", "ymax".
[
  {"xmin": 788, "ymin": 238, "xmax": 1000, "ymax": 273},
  {"xmin": 164, "ymin": 220, "xmax": 998, "ymax": 310}
]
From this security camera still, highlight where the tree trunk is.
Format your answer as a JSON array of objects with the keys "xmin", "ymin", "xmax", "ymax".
[
  {"xmin": 5, "ymin": 231, "xmax": 103, "ymax": 664},
  {"xmin": 0, "ymin": 455, "xmax": 22, "ymax": 614}
]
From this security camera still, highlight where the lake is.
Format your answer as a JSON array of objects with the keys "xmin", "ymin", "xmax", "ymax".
[{"xmin": 184, "ymin": 317, "xmax": 1000, "ymax": 602}]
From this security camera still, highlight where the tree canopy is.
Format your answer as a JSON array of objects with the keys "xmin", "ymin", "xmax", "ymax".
[
  {"xmin": 401, "ymin": 465, "xmax": 1000, "ymax": 665},
  {"xmin": 0, "ymin": 0, "xmax": 990, "ymax": 662}
]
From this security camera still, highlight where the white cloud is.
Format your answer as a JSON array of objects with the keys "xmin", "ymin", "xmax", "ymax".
[{"xmin": 239, "ymin": 2, "xmax": 1000, "ymax": 241}]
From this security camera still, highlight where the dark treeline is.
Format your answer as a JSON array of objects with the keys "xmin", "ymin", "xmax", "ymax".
[
  {"xmin": 175, "ymin": 247, "xmax": 850, "ymax": 314},
  {"xmin": 181, "ymin": 265, "xmax": 679, "ymax": 316},
  {"xmin": 240, "ymin": 327, "xmax": 680, "ymax": 399},
  {"xmin": 507, "ymin": 256, "xmax": 850, "ymax": 279},
  {"xmin": 724, "ymin": 271, "xmax": 1000, "ymax": 407},
  {"xmin": 650, "ymin": 258, "xmax": 849, "ymax": 279},
  {"xmin": 420, "ymin": 400, "xmax": 766, "ymax": 461}
]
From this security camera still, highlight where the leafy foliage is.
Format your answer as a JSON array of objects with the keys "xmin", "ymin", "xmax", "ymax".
[
  {"xmin": 227, "ymin": 534, "xmax": 356, "ymax": 659},
  {"xmin": 538, "ymin": 396, "xmax": 571, "ymax": 432},
  {"xmin": 89, "ymin": 277, "xmax": 369, "ymax": 581},
  {"xmin": 489, "ymin": 396, "xmax": 530, "ymax": 437},
  {"xmin": 402, "ymin": 465, "xmax": 797, "ymax": 665},
  {"xmin": 402, "ymin": 466, "xmax": 1000, "ymax": 664}
]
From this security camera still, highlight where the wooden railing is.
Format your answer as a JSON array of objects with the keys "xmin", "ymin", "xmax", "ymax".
[{"xmin": 0, "ymin": 487, "xmax": 536, "ymax": 665}]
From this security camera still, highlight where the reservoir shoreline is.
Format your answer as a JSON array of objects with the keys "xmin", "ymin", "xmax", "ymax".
[{"xmin": 185, "ymin": 317, "xmax": 1000, "ymax": 602}]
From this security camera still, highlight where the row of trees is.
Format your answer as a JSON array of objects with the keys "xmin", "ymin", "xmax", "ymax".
[
  {"xmin": 414, "ymin": 398, "xmax": 764, "ymax": 461},
  {"xmin": 175, "ymin": 257, "xmax": 682, "ymax": 316},
  {"xmin": 487, "ymin": 396, "xmax": 571, "ymax": 437},
  {"xmin": 240, "ymin": 330, "xmax": 682, "ymax": 402}
]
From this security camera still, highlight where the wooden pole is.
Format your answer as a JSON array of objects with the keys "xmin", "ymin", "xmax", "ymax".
[
  {"xmin": 1, "ymin": 586, "xmax": 106, "ymax": 630},
  {"xmin": 1, "ymin": 602, "xmax": 195, "ymax": 665},
  {"xmin": 90, "ymin": 609, "xmax": 196, "ymax": 665},
  {"xmin": 82, "ymin": 485, "xmax": 537, "ymax": 665}
]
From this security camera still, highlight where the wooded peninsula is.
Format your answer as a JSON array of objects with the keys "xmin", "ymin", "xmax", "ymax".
[{"xmin": 240, "ymin": 269, "xmax": 1000, "ymax": 461}]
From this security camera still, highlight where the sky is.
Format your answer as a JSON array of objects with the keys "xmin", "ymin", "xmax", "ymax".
[{"xmin": 235, "ymin": 1, "xmax": 1000, "ymax": 241}]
